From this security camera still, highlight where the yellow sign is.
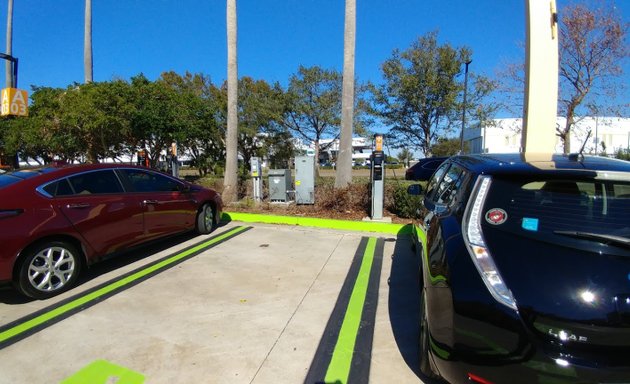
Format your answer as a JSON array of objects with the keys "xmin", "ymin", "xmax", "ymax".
[
  {"xmin": 375, "ymin": 134, "xmax": 383, "ymax": 151},
  {"xmin": 1, "ymin": 88, "xmax": 28, "ymax": 117}
]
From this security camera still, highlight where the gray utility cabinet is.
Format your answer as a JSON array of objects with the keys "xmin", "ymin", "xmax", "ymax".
[
  {"xmin": 268, "ymin": 169, "xmax": 292, "ymax": 202},
  {"xmin": 294, "ymin": 156, "xmax": 315, "ymax": 204}
]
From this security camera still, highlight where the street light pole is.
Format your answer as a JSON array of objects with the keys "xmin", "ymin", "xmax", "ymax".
[{"xmin": 460, "ymin": 59, "xmax": 472, "ymax": 154}]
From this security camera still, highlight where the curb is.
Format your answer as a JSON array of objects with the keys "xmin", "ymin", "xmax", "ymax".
[{"xmin": 222, "ymin": 212, "xmax": 412, "ymax": 235}]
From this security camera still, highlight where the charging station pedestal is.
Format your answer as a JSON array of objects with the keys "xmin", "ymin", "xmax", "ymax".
[
  {"xmin": 370, "ymin": 150, "xmax": 384, "ymax": 220},
  {"xmin": 251, "ymin": 157, "xmax": 262, "ymax": 203}
]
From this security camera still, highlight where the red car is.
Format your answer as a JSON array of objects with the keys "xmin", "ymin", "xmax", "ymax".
[{"xmin": 0, "ymin": 163, "xmax": 223, "ymax": 299}]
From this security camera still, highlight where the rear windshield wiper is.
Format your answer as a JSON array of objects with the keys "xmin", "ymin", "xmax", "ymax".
[{"xmin": 554, "ymin": 231, "xmax": 630, "ymax": 248}]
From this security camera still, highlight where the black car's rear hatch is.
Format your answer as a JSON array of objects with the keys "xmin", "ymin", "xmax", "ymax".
[{"xmin": 476, "ymin": 175, "xmax": 630, "ymax": 366}]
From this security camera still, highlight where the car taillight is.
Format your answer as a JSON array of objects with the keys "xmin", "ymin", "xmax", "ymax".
[{"xmin": 462, "ymin": 176, "xmax": 517, "ymax": 310}]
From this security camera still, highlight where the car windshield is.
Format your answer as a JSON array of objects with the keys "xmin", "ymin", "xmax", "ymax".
[{"xmin": 483, "ymin": 176, "xmax": 630, "ymax": 240}]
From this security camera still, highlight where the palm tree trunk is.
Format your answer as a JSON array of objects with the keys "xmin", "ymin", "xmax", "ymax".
[
  {"xmin": 84, "ymin": 0, "xmax": 93, "ymax": 83},
  {"xmin": 5, "ymin": 0, "xmax": 13, "ymax": 87},
  {"xmin": 335, "ymin": 0, "xmax": 356, "ymax": 188},
  {"xmin": 223, "ymin": 0, "xmax": 239, "ymax": 203}
]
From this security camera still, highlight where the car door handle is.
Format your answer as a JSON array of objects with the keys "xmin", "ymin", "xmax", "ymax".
[
  {"xmin": 66, "ymin": 203, "xmax": 90, "ymax": 209},
  {"xmin": 143, "ymin": 200, "xmax": 159, "ymax": 205}
]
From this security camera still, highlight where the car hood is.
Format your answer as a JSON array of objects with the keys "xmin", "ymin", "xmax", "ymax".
[{"xmin": 483, "ymin": 228, "xmax": 630, "ymax": 348}]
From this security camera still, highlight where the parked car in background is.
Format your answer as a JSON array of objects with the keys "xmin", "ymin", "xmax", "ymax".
[
  {"xmin": 405, "ymin": 156, "xmax": 448, "ymax": 181},
  {"xmin": 408, "ymin": 153, "xmax": 630, "ymax": 384},
  {"xmin": 0, "ymin": 164, "xmax": 222, "ymax": 299}
]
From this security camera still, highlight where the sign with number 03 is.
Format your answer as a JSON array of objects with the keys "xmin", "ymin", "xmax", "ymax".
[{"xmin": 1, "ymin": 88, "xmax": 28, "ymax": 117}]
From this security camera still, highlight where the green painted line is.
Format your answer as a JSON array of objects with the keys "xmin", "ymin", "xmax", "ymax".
[
  {"xmin": 224, "ymin": 212, "xmax": 412, "ymax": 235},
  {"xmin": 61, "ymin": 360, "xmax": 145, "ymax": 384},
  {"xmin": 0, "ymin": 226, "xmax": 248, "ymax": 345},
  {"xmin": 324, "ymin": 237, "xmax": 377, "ymax": 384}
]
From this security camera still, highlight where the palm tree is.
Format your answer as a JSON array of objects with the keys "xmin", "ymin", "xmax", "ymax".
[
  {"xmin": 84, "ymin": 0, "xmax": 93, "ymax": 83},
  {"xmin": 334, "ymin": 0, "xmax": 356, "ymax": 188},
  {"xmin": 5, "ymin": 0, "xmax": 13, "ymax": 87},
  {"xmin": 223, "ymin": 0, "xmax": 239, "ymax": 203}
]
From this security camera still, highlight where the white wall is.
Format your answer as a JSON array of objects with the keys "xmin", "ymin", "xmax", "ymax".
[{"xmin": 466, "ymin": 117, "xmax": 630, "ymax": 155}]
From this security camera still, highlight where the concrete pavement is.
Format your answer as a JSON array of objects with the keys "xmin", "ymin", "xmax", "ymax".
[{"xmin": 0, "ymin": 221, "xmax": 429, "ymax": 384}]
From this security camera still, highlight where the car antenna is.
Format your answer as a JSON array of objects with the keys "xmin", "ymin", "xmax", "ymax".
[{"xmin": 569, "ymin": 130, "xmax": 591, "ymax": 162}]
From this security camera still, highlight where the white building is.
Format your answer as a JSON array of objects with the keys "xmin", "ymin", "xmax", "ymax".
[{"xmin": 464, "ymin": 117, "xmax": 630, "ymax": 155}]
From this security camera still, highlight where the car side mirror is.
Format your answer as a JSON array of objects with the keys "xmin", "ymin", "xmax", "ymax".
[
  {"xmin": 179, "ymin": 184, "xmax": 191, "ymax": 193},
  {"xmin": 407, "ymin": 184, "xmax": 423, "ymax": 196}
]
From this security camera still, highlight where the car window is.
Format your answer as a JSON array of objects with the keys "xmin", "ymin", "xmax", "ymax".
[
  {"xmin": 434, "ymin": 164, "xmax": 466, "ymax": 206},
  {"xmin": 425, "ymin": 162, "xmax": 450, "ymax": 201},
  {"xmin": 121, "ymin": 169, "xmax": 181, "ymax": 192},
  {"xmin": 67, "ymin": 170, "xmax": 123, "ymax": 195},
  {"xmin": 483, "ymin": 177, "xmax": 630, "ymax": 238},
  {"xmin": 41, "ymin": 178, "xmax": 74, "ymax": 197}
]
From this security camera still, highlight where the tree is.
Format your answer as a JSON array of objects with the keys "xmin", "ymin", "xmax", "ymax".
[
  {"xmin": 130, "ymin": 75, "xmax": 181, "ymax": 167},
  {"xmin": 397, "ymin": 147, "xmax": 413, "ymax": 167},
  {"xmin": 557, "ymin": 1, "xmax": 628, "ymax": 153},
  {"xmin": 284, "ymin": 65, "xmax": 342, "ymax": 170},
  {"xmin": 371, "ymin": 32, "xmax": 496, "ymax": 157},
  {"xmin": 59, "ymin": 81, "xmax": 134, "ymax": 162},
  {"xmin": 335, "ymin": 0, "xmax": 356, "ymax": 188},
  {"xmin": 161, "ymin": 71, "xmax": 225, "ymax": 176},
  {"xmin": 223, "ymin": 0, "xmax": 239, "ymax": 203},
  {"xmin": 233, "ymin": 77, "xmax": 287, "ymax": 173},
  {"xmin": 17, "ymin": 86, "xmax": 82, "ymax": 163},
  {"xmin": 431, "ymin": 137, "xmax": 467, "ymax": 156},
  {"xmin": 84, "ymin": 0, "xmax": 93, "ymax": 83}
]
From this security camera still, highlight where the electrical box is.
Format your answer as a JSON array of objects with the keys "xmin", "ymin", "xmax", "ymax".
[
  {"xmin": 268, "ymin": 169, "xmax": 291, "ymax": 202},
  {"xmin": 295, "ymin": 156, "xmax": 315, "ymax": 204}
]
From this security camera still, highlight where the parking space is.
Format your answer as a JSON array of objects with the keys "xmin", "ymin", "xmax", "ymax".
[{"xmin": 0, "ymin": 221, "xmax": 426, "ymax": 384}]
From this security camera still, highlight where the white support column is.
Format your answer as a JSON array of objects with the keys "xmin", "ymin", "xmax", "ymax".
[{"xmin": 522, "ymin": 0, "xmax": 559, "ymax": 155}]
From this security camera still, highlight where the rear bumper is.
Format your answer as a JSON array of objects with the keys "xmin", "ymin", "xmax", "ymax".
[
  {"xmin": 433, "ymin": 339, "xmax": 630, "ymax": 384},
  {"xmin": 435, "ymin": 355, "xmax": 630, "ymax": 384}
]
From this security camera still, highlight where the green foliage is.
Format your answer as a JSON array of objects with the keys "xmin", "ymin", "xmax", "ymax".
[
  {"xmin": 284, "ymin": 65, "xmax": 343, "ymax": 161},
  {"xmin": 371, "ymin": 31, "xmax": 497, "ymax": 157},
  {"xmin": 386, "ymin": 181, "xmax": 424, "ymax": 219},
  {"xmin": 431, "ymin": 137, "xmax": 467, "ymax": 156},
  {"xmin": 614, "ymin": 148, "xmax": 630, "ymax": 161}
]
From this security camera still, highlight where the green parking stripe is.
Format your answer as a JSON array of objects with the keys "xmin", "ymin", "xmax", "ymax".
[
  {"xmin": 0, "ymin": 226, "xmax": 249, "ymax": 349},
  {"xmin": 305, "ymin": 237, "xmax": 384, "ymax": 384},
  {"xmin": 325, "ymin": 237, "xmax": 377, "ymax": 383}
]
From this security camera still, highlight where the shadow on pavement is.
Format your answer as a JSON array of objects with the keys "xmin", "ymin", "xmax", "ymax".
[
  {"xmin": 388, "ymin": 226, "xmax": 444, "ymax": 384},
  {"xmin": 0, "ymin": 222, "xmax": 230, "ymax": 305}
]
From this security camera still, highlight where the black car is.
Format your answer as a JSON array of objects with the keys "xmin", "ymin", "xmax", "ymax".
[
  {"xmin": 405, "ymin": 157, "xmax": 449, "ymax": 181},
  {"xmin": 407, "ymin": 153, "xmax": 630, "ymax": 384}
]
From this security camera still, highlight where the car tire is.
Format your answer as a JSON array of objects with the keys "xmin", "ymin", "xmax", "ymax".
[
  {"xmin": 419, "ymin": 288, "xmax": 438, "ymax": 378},
  {"xmin": 196, "ymin": 203, "xmax": 215, "ymax": 235},
  {"xmin": 16, "ymin": 241, "xmax": 82, "ymax": 300}
]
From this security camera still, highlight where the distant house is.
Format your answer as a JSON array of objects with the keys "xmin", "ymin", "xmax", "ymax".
[
  {"xmin": 464, "ymin": 117, "xmax": 630, "ymax": 155},
  {"xmin": 315, "ymin": 137, "xmax": 374, "ymax": 165}
]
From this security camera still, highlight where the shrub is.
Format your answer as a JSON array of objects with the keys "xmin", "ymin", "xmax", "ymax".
[
  {"xmin": 386, "ymin": 180, "xmax": 424, "ymax": 219},
  {"xmin": 316, "ymin": 183, "xmax": 370, "ymax": 214}
]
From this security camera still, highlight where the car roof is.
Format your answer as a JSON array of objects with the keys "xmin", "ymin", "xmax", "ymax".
[
  {"xmin": 448, "ymin": 153, "xmax": 630, "ymax": 177},
  {"xmin": 0, "ymin": 163, "xmax": 171, "ymax": 188}
]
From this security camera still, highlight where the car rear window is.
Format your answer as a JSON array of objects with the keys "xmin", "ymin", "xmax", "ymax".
[
  {"xmin": 0, "ymin": 168, "xmax": 56, "ymax": 189},
  {"xmin": 483, "ymin": 177, "xmax": 630, "ymax": 238}
]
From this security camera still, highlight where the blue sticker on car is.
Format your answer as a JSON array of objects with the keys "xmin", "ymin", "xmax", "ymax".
[{"xmin": 522, "ymin": 218, "xmax": 539, "ymax": 231}]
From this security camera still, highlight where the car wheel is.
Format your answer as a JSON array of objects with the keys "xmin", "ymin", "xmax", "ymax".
[
  {"xmin": 419, "ymin": 288, "xmax": 438, "ymax": 378},
  {"xmin": 16, "ymin": 241, "xmax": 82, "ymax": 300},
  {"xmin": 196, "ymin": 203, "xmax": 215, "ymax": 234}
]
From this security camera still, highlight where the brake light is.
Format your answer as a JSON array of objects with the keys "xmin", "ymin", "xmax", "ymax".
[{"xmin": 462, "ymin": 176, "xmax": 517, "ymax": 310}]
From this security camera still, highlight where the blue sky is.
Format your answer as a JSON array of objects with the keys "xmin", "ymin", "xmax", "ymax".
[{"xmin": 1, "ymin": 0, "xmax": 628, "ymax": 115}]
